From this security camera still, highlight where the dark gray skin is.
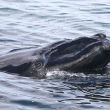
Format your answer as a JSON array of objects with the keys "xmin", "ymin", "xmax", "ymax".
[{"xmin": 0, "ymin": 33, "xmax": 110, "ymax": 78}]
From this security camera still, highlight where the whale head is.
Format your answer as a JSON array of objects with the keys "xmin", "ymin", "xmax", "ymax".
[{"xmin": 45, "ymin": 33, "xmax": 110, "ymax": 72}]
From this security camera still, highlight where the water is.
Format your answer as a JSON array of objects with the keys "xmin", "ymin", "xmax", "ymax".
[{"xmin": 0, "ymin": 0, "xmax": 110, "ymax": 109}]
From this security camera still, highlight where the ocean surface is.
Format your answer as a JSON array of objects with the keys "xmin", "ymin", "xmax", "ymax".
[{"xmin": 0, "ymin": 0, "xmax": 110, "ymax": 110}]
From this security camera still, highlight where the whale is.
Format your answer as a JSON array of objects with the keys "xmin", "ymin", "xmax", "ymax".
[{"xmin": 0, "ymin": 33, "xmax": 110, "ymax": 78}]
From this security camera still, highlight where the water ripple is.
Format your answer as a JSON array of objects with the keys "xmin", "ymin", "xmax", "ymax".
[
  {"xmin": 0, "ymin": 0, "xmax": 110, "ymax": 110},
  {"xmin": 0, "ymin": 7, "xmax": 23, "ymax": 14}
]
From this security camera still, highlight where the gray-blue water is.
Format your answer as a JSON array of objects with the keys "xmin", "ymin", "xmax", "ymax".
[{"xmin": 0, "ymin": 0, "xmax": 110, "ymax": 110}]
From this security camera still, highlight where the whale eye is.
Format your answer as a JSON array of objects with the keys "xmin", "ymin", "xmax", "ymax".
[{"xmin": 34, "ymin": 60, "xmax": 44, "ymax": 70}]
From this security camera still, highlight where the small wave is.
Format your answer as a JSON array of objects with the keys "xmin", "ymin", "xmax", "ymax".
[
  {"xmin": 0, "ymin": 7, "xmax": 23, "ymax": 14},
  {"xmin": 0, "ymin": 39, "xmax": 17, "ymax": 42}
]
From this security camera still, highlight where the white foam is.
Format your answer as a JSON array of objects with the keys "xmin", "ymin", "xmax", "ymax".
[{"xmin": 46, "ymin": 71, "xmax": 87, "ymax": 79}]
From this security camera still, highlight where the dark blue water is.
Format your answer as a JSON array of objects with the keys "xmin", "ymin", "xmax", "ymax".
[{"xmin": 0, "ymin": 0, "xmax": 110, "ymax": 109}]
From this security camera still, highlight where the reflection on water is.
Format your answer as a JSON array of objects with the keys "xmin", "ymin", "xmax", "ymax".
[{"xmin": 0, "ymin": 0, "xmax": 110, "ymax": 110}]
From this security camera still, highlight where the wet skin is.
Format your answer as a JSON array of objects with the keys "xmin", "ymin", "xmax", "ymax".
[{"xmin": 0, "ymin": 33, "xmax": 110, "ymax": 78}]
